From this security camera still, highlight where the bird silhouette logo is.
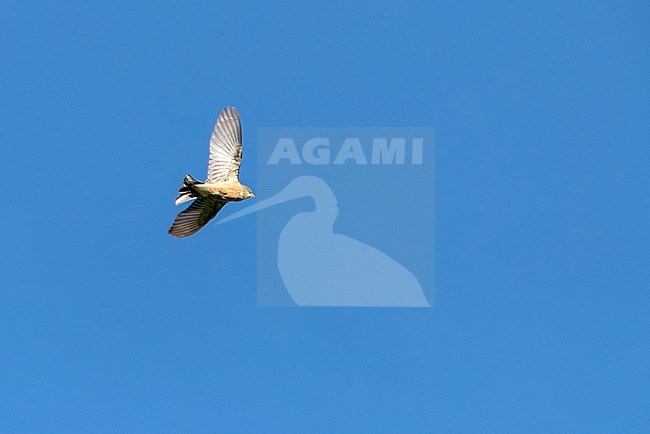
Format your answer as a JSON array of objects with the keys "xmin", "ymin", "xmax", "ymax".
[{"xmin": 219, "ymin": 176, "xmax": 430, "ymax": 307}]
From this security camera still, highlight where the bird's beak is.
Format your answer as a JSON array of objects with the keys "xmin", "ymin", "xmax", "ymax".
[
  {"xmin": 217, "ymin": 181, "xmax": 304, "ymax": 225},
  {"xmin": 217, "ymin": 176, "xmax": 334, "ymax": 226}
]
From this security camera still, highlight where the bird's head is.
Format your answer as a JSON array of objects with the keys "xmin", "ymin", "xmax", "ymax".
[{"xmin": 243, "ymin": 185, "xmax": 255, "ymax": 199}]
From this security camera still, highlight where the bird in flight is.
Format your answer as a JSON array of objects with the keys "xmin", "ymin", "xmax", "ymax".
[{"xmin": 168, "ymin": 106, "xmax": 255, "ymax": 237}]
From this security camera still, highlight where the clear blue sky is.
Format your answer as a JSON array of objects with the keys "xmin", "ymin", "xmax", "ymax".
[{"xmin": 1, "ymin": 1, "xmax": 648, "ymax": 432}]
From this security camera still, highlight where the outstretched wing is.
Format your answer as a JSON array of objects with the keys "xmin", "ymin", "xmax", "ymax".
[
  {"xmin": 168, "ymin": 197, "xmax": 226, "ymax": 238},
  {"xmin": 207, "ymin": 106, "xmax": 242, "ymax": 183}
]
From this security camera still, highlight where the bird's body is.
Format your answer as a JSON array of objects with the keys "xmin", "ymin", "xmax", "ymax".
[
  {"xmin": 168, "ymin": 106, "xmax": 254, "ymax": 237},
  {"xmin": 192, "ymin": 180, "xmax": 251, "ymax": 202}
]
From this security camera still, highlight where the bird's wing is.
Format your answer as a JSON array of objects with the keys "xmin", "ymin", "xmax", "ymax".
[
  {"xmin": 168, "ymin": 197, "xmax": 226, "ymax": 238},
  {"xmin": 207, "ymin": 106, "xmax": 243, "ymax": 183}
]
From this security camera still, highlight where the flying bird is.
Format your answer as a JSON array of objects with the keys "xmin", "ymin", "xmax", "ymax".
[{"xmin": 168, "ymin": 106, "xmax": 255, "ymax": 237}]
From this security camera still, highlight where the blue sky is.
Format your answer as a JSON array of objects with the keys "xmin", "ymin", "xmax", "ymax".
[{"xmin": 1, "ymin": 1, "xmax": 648, "ymax": 432}]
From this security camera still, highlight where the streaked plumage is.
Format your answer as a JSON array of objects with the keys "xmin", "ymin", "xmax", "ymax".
[{"xmin": 168, "ymin": 106, "xmax": 254, "ymax": 238}]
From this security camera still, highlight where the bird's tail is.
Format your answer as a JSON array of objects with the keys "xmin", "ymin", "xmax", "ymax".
[{"xmin": 175, "ymin": 174, "xmax": 202, "ymax": 206}]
